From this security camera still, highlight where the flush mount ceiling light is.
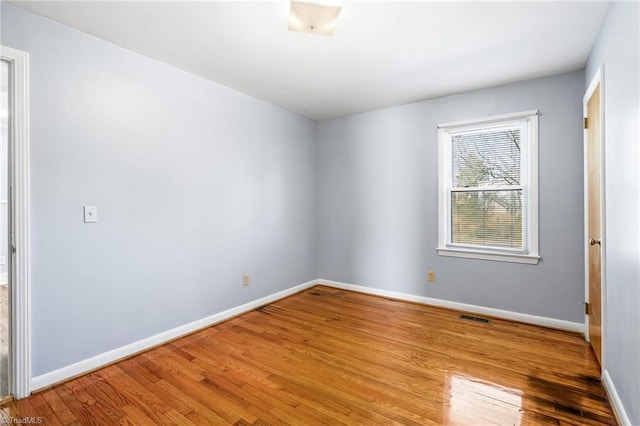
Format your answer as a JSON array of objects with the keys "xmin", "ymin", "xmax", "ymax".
[{"xmin": 288, "ymin": 0, "xmax": 342, "ymax": 36}]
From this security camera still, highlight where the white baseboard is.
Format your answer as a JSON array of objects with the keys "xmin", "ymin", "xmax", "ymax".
[
  {"xmin": 30, "ymin": 279, "xmax": 317, "ymax": 392},
  {"xmin": 0, "ymin": 273, "xmax": 7, "ymax": 285},
  {"xmin": 602, "ymin": 369, "xmax": 632, "ymax": 426},
  {"xmin": 318, "ymin": 279, "xmax": 584, "ymax": 333}
]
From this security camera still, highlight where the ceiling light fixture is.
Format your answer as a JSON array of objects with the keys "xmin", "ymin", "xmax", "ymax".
[{"xmin": 288, "ymin": 0, "xmax": 342, "ymax": 37}]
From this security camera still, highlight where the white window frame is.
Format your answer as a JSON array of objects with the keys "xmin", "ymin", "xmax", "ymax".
[{"xmin": 437, "ymin": 110, "xmax": 540, "ymax": 264}]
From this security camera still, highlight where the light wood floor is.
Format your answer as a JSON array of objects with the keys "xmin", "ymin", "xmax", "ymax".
[{"xmin": 1, "ymin": 286, "xmax": 615, "ymax": 425}]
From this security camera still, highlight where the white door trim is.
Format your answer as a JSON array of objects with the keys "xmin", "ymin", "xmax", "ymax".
[
  {"xmin": 583, "ymin": 64, "xmax": 606, "ymax": 371},
  {"xmin": 1, "ymin": 45, "xmax": 31, "ymax": 399}
]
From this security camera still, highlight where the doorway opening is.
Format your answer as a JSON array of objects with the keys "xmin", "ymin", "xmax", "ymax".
[
  {"xmin": 0, "ymin": 56, "xmax": 10, "ymax": 401},
  {"xmin": 0, "ymin": 45, "xmax": 30, "ymax": 401}
]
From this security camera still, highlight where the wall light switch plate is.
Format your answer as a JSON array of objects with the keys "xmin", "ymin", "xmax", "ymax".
[{"xmin": 84, "ymin": 205, "xmax": 98, "ymax": 223}]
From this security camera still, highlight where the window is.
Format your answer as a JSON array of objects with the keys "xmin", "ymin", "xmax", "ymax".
[{"xmin": 437, "ymin": 110, "xmax": 539, "ymax": 264}]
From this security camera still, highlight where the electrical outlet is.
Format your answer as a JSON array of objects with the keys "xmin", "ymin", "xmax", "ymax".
[
  {"xmin": 243, "ymin": 274, "xmax": 250, "ymax": 287},
  {"xmin": 427, "ymin": 270, "xmax": 436, "ymax": 283},
  {"xmin": 0, "ymin": 257, "xmax": 5, "ymax": 265}
]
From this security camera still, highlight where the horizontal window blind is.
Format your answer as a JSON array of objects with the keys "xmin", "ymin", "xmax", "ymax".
[
  {"xmin": 450, "ymin": 127, "xmax": 523, "ymax": 249},
  {"xmin": 451, "ymin": 190, "xmax": 523, "ymax": 248},
  {"xmin": 452, "ymin": 127, "xmax": 521, "ymax": 188}
]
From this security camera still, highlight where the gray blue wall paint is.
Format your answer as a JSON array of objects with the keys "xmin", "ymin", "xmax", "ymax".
[
  {"xmin": 318, "ymin": 71, "xmax": 586, "ymax": 323},
  {"xmin": 586, "ymin": 2, "xmax": 640, "ymax": 424},
  {"xmin": 1, "ymin": 3, "xmax": 318, "ymax": 376}
]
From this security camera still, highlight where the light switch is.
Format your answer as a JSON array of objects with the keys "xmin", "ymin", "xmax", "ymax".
[{"xmin": 84, "ymin": 205, "xmax": 98, "ymax": 223}]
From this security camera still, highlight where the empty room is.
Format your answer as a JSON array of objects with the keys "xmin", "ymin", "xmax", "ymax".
[{"xmin": 1, "ymin": 0, "xmax": 638, "ymax": 424}]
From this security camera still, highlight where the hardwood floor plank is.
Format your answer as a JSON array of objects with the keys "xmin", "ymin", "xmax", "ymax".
[
  {"xmin": 102, "ymin": 365, "xmax": 187, "ymax": 426},
  {"xmin": 4, "ymin": 286, "xmax": 616, "ymax": 425},
  {"xmin": 153, "ymin": 378, "xmax": 234, "ymax": 425},
  {"xmin": 120, "ymin": 404, "xmax": 158, "ymax": 425},
  {"xmin": 40, "ymin": 388, "xmax": 81, "ymax": 425},
  {"xmin": 75, "ymin": 374, "xmax": 128, "ymax": 421},
  {"xmin": 12, "ymin": 396, "xmax": 43, "ymax": 422},
  {"xmin": 118, "ymin": 358, "xmax": 208, "ymax": 424},
  {"xmin": 27, "ymin": 394, "xmax": 65, "ymax": 426},
  {"xmin": 162, "ymin": 408, "xmax": 196, "ymax": 426},
  {"xmin": 55, "ymin": 382, "xmax": 114, "ymax": 425},
  {"xmin": 141, "ymin": 358, "xmax": 252, "ymax": 424}
]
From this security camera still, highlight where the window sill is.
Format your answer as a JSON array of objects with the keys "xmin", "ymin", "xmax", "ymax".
[{"xmin": 437, "ymin": 247, "xmax": 540, "ymax": 264}]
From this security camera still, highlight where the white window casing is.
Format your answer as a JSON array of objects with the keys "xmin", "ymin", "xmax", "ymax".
[{"xmin": 437, "ymin": 110, "xmax": 539, "ymax": 264}]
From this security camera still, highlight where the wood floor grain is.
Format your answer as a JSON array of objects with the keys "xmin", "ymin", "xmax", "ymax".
[{"xmin": 1, "ymin": 286, "xmax": 615, "ymax": 425}]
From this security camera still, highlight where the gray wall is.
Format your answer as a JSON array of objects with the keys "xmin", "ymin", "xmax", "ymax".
[
  {"xmin": 318, "ymin": 71, "xmax": 586, "ymax": 323},
  {"xmin": 1, "ymin": 3, "xmax": 318, "ymax": 376},
  {"xmin": 586, "ymin": 2, "xmax": 640, "ymax": 424}
]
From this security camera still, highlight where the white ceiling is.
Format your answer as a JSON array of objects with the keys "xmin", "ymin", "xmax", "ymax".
[{"xmin": 12, "ymin": 1, "xmax": 610, "ymax": 120}]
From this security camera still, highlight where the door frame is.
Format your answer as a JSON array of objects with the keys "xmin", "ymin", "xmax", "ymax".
[
  {"xmin": 1, "ymin": 45, "xmax": 31, "ymax": 399},
  {"xmin": 583, "ymin": 64, "xmax": 606, "ymax": 371}
]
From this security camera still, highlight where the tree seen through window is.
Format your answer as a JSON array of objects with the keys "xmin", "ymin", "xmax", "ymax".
[{"xmin": 451, "ymin": 127, "xmax": 523, "ymax": 248}]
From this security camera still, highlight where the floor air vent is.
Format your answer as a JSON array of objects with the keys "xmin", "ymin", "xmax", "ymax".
[{"xmin": 459, "ymin": 314, "xmax": 491, "ymax": 324}]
